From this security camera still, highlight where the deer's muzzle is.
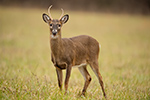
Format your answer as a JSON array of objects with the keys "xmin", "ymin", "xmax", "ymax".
[{"xmin": 52, "ymin": 29, "xmax": 57, "ymax": 36}]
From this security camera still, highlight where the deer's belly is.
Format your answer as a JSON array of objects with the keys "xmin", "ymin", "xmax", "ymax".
[{"xmin": 72, "ymin": 63, "xmax": 87, "ymax": 68}]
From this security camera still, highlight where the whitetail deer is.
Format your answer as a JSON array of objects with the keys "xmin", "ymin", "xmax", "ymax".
[{"xmin": 42, "ymin": 5, "xmax": 107, "ymax": 99}]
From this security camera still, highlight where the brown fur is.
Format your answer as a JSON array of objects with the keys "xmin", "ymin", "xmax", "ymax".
[
  {"xmin": 51, "ymin": 35, "xmax": 99, "ymax": 69},
  {"xmin": 42, "ymin": 11, "xmax": 107, "ymax": 99}
]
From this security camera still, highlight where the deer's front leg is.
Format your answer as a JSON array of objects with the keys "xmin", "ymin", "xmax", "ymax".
[
  {"xmin": 64, "ymin": 65, "xmax": 72, "ymax": 94},
  {"xmin": 56, "ymin": 68, "xmax": 63, "ymax": 90}
]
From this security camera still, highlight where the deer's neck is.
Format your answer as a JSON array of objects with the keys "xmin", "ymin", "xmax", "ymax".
[{"xmin": 50, "ymin": 37, "xmax": 63, "ymax": 57}]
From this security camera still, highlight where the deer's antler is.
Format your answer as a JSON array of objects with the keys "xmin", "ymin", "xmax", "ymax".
[
  {"xmin": 48, "ymin": 5, "xmax": 53, "ymax": 19},
  {"xmin": 59, "ymin": 8, "xmax": 64, "ymax": 19}
]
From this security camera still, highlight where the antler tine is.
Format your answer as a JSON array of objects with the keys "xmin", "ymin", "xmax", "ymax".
[
  {"xmin": 59, "ymin": 8, "xmax": 64, "ymax": 19},
  {"xmin": 48, "ymin": 5, "xmax": 53, "ymax": 19}
]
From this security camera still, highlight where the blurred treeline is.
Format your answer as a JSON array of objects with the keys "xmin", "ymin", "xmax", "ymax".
[{"xmin": 0, "ymin": 0, "xmax": 150, "ymax": 14}]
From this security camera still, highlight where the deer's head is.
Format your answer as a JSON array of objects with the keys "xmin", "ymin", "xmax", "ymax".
[{"xmin": 42, "ymin": 5, "xmax": 69, "ymax": 39}]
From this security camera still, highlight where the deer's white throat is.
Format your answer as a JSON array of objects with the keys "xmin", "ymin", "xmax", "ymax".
[{"xmin": 51, "ymin": 34, "xmax": 58, "ymax": 39}]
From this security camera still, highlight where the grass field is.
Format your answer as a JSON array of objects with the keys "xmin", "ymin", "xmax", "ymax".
[{"xmin": 0, "ymin": 6, "xmax": 150, "ymax": 100}]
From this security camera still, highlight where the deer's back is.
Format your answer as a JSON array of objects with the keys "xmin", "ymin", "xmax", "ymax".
[{"xmin": 70, "ymin": 35, "xmax": 100, "ymax": 64}]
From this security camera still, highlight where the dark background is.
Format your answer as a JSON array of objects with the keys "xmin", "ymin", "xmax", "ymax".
[{"xmin": 0, "ymin": 0, "xmax": 150, "ymax": 14}]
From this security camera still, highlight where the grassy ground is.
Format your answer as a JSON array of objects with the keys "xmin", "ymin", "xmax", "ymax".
[{"xmin": 0, "ymin": 6, "xmax": 150, "ymax": 100}]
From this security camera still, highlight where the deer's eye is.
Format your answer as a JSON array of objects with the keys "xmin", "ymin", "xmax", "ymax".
[
  {"xmin": 58, "ymin": 24, "xmax": 61, "ymax": 27},
  {"xmin": 50, "ymin": 24, "xmax": 53, "ymax": 27}
]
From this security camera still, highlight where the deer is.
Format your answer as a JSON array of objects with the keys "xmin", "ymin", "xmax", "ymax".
[{"xmin": 42, "ymin": 5, "xmax": 107, "ymax": 99}]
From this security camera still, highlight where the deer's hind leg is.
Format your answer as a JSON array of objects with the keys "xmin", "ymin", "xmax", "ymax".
[
  {"xmin": 78, "ymin": 65, "xmax": 92, "ymax": 96},
  {"xmin": 89, "ymin": 60, "xmax": 107, "ymax": 99}
]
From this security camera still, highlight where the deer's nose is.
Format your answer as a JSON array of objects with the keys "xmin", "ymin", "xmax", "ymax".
[
  {"xmin": 53, "ymin": 32, "xmax": 57, "ymax": 36},
  {"xmin": 52, "ymin": 29, "xmax": 57, "ymax": 36}
]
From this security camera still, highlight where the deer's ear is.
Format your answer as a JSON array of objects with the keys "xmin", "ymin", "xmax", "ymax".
[
  {"xmin": 42, "ymin": 13, "xmax": 51, "ymax": 23},
  {"xmin": 60, "ymin": 14, "xmax": 69, "ymax": 24}
]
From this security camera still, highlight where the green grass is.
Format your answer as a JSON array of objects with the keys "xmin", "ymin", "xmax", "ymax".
[{"xmin": 0, "ymin": 6, "xmax": 150, "ymax": 100}]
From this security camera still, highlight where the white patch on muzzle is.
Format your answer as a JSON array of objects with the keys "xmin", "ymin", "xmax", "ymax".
[{"xmin": 51, "ymin": 29, "xmax": 58, "ymax": 39}]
